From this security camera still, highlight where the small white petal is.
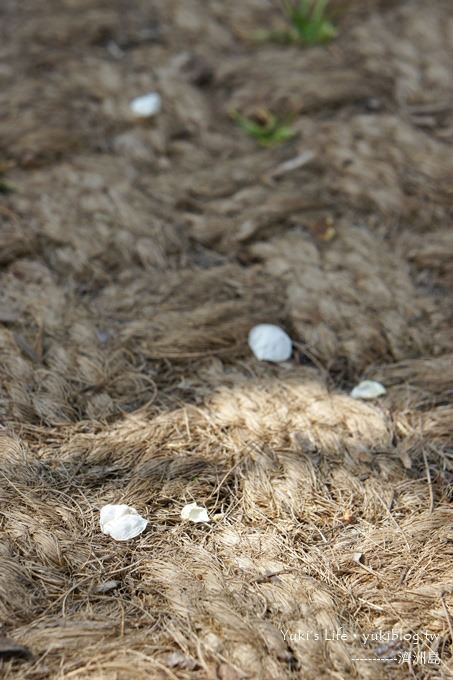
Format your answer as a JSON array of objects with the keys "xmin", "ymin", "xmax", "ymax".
[
  {"xmin": 95, "ymin": 580, "xmax": 120, "ymax": 593},
  {"xmin": 248, "ymin": 324, "xmax": 292, "ymax": 362},
  {"xmin": 351, "ymin": 380, "xmax": 386, "ymax": 400},
  {"xmin": 100, "ymin": 504, "xmax": 147, "ymax": 541},
  {"xmin": 180, "ymin": 502, "xmax": 196, "ymax": 520},
  {"xmin": 181, "ymin": 502, "xmax": 210, "ymax": 523},
  {"xmin": 129, "ymin": 92, "xmax": 162, "ymax": 118},
  {"xmin": 104, "ymin": 516, "xmax": 147, "ymax": 541},
  {"xmin": 99, "ymin": 504, "xmax": 131, "ymax": 532}
]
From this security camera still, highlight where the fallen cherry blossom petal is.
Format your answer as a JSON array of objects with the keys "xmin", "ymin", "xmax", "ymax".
[
  {"xmin": 351, "ymin": 380, "xmax": 386, "ymax": 400},
  {"xmin": 130, "ymin": 92, "xmax": 162, "ymax": 118},
  {"xmin": 100, "ymin": 504, "xmax": 147, "ymax": 541},
  {"xmin": 180, "ymin": 502, "xmax": 210, "ymax": 523},
  {"xmin": 248, "ymin": 324, "xmax": 292, "ymax": 362}
]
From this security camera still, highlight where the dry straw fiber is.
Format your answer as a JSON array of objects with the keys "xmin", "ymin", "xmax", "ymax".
[{"xmin": 0, "ymin": 0, "xmax": 452, "ymax": 678}]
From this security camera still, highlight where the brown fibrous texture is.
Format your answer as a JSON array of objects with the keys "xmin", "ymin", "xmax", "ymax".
[{"xmin": 0, "ymin": 0, "xmax": 452, "ymax": 678}]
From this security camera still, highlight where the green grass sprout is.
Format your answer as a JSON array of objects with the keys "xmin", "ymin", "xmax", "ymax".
[
  {"xmin": 232, "ymin": 109, "xmax": 296, "ymax": 147},
  {"xmin": 283, "ymin": 0, "xmax": 337, "ymax": 44},
  {"xmin": 254, "ymin": 0, "xmax": 337, "ymax": 46}
]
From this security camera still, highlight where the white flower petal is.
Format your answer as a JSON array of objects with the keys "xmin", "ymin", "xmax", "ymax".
[
  {"xmin": 248, "ymin": 324, "xmax": 292, "ymax": 362},
  {"xmin": 180, "ymin": 502, "xmax": 196, "ymax": 520},
  {"xmin": 181, "ymin": 502, "xmax": 210, "ymax": 523},
  {"xmin": 351, "ymin": 380, "xmax": 386, "ymax": 400},
  {"xmin": 100, "ymin": 504, "xmax": 132, "ymax": 532},
  {"xmin": 103, "ymin": 516, "xmax": 147, "ymax": 541},
  {"xmin": 100, "ymin": 504, "xmax": 147, "ymax": 541},
  {"xmin": 129, "ymin": 92, "xmax": 162, "ymax": 118}
]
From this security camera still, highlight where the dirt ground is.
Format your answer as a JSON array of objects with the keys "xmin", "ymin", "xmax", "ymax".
[{"xmin": 1, "ymin": 0, "xmax": 452, "ymax": 677}]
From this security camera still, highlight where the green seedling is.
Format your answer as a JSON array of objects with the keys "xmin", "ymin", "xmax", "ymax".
[
  {"xmin": 283, "ymin": 0, "xmax": 337, "ymax": 44},
  {"xmin": 0, "ymin": 163, "xmax": 15, "ymax": 194},
  {"xmin": 253, "ymin": 0, "xmax": 337, "ymax": 46},
  {"xmin": 232, "ymin": 109, "xmax": 296, "ymax": 147},
  {"xmin": 0, "ymin": 179, "xmax": 15, "ymax": 194}
]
